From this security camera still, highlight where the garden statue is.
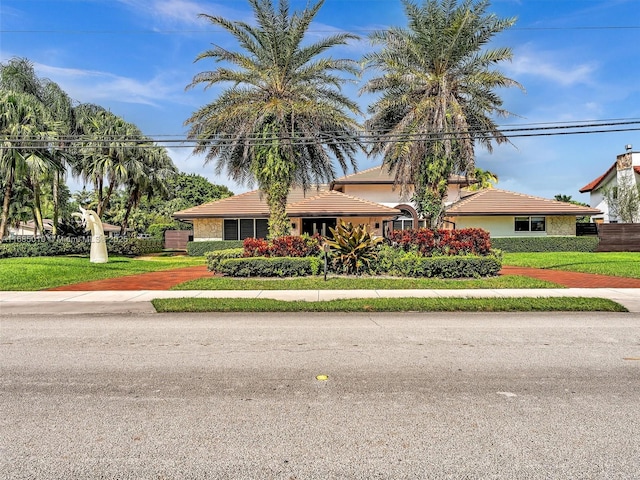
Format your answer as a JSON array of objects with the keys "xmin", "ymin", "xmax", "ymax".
[{"xmin": 73, "ymin": 207, "xmax": 108, "ymax": 263}]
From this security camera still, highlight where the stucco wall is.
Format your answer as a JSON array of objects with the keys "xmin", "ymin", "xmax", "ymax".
[
  {"xmin": 449, "ymin": 215, "xmax": 577, "ymax": 237},
  {"xmin": 193, "ymin": 218, "xmax": 223, "ymax": 241},
  {"xmin": 339, "ymin": 216, "xmax": 385, "ymax": 237}
]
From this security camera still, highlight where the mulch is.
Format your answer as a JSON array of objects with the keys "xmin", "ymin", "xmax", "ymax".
[{"xmin": 45, "ymin": 264, "xmax": 640, "ymax": 291}]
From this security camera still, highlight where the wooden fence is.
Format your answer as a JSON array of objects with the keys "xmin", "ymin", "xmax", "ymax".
[
  {"xmin": 595, "ymin": 223, "xmax": 640, "ymax": 252},
  {"xmin": 164, "ymin": 230, "xmax": 193, "ymax": 250}
]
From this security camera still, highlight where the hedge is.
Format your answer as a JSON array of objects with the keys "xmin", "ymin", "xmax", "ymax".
[
  {"xmin": 393, "ymin": 255, "xmax": 502, "ymax": 278},
  {"xmin": 217, "ymin": 256, "xmax": 322, "ymax": 277},
  {"xmin": 0, "ymin": 237, "xmax": 163, "ymax": 258},
  {"xmin": 205, "ymin": 248, "xmax": 244, "ymax": 272},
  {"xmin": 490, "ymin": 236, "xmax": 599, "ymax": 253},
  {"xmin": 187, "ymin": 240, "xmax": 244, "ymax": 256}
]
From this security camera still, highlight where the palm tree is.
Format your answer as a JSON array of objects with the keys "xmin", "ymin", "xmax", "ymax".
[
  {"xmin": 467, "ymin": 167, "xmax": 498, "ymax": 191},
  {"xmin": 185, "ymin": 0, "xmax": 363, "ymax": 238},
  {"xmin": 1, "ymin": 57, "xmax": 71, "ymax": 236},
  {"xmin": 119, "ymin": 142, "xmax": 177, "ymax": 235},
  {"xmin": 0, "ymin": 90, "xmax": 58, "ymax": 238},
  {"xmin": 362, "ymin": 0, "xmax": 521, "ymax": 227}
]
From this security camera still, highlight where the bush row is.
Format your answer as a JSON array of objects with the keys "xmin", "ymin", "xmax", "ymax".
[
  {"xmin": 205, "ymin": 248, "xmax": 244, "ymax": 272},
  {"xmin": 243, "ymin": 235, "xmax": 321, "ymax": 258},
  {"xmin": 0, "ymin": 237, "xmax": 163, "ymax": 258},
  {"xmin": 388, "ymin": 228, "xmax": 492, "ymax": 256},
  {"xmin": 187, "ymin": 240, "xmax": 243, "ymax": 256},
  {"xmin": 491, "ymin": 236, "xmax": 599, "ymax": 253},
  {"xmin": 215, "ymin": 256, "xmax": 322, "ymax": 277}
]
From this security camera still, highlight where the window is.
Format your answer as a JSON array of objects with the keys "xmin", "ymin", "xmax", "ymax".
[
  {"xmin": 515, "ymin": 216, "xmax": 546, "ymax": 232},
  {"xmin": 223, "ymin": 219, "xmax": 269, "ymax": 240}
]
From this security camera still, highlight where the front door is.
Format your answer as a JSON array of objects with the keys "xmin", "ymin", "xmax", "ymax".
[{"xmin": 301, "ymin": 218, "xmax": 337, "ymax": 237}]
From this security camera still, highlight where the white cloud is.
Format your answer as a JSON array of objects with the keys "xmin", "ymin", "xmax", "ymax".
[
  {"xmin": 505, "ymin": 45, "xmax": 597, "ymax": 87},
  {"xmin": 35, "ymin": 63, "xmax": 183, "ymax": 106},
  {"xmin": 118, "ymin": 0, "xmax": 247, "ymax": 26}
]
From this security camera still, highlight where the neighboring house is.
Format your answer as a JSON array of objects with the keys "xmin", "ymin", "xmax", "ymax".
[
  {"xmin": 579, "ymin": 145, "xmax": 640, "ymax": 223},
  {"xmin": 8, "ymin": 219, "xmax": 126, "ymax": 238},
  {"xmin": 174, "ymin": 165, "xmax": 601, "ymax": 241}
]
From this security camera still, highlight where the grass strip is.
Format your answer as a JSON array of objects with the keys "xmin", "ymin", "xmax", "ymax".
[
  {"xmin": 0, "ymin": 255, "xmax": 204, "ymax": 291},
  {"xmin": 152, "ymin": 297, "xmax": 626, "ymax": 313},
  {"xmin": 503, "ymin": 252, "xmax": 640, "ymax": 279},
  {"xmin": 172, "ymin": 275, "xmax": 560, "ymax": 291}
]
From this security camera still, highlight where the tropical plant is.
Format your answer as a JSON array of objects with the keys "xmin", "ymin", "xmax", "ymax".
[
  {"xmin": 361, "ymin": 0, "xmax": 521, "ymax": 227},
  {"xmin": 185, "ymin": 0, "xmax": 363, "ymax": 239},
  {"xmin": 325, "ymin": 221, "xmax": 384, "ymax": 275},
  {"xmin": 467, "ymin": 167, "xmax": 499, "ymax": 191}
]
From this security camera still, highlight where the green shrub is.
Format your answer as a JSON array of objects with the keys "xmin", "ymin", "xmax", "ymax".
[
  {"xmin": 325, "ymin": 221, "xmax": 384, "ymax": 275},
  {"xmin": 491, "ymin": 236, "xmax": 599, "ymax": 253},
  {"xmin": 394, "ymin": 254, "xmax": 502, "ymax": 278},
  {"xmin": 217, "ymin": 256, "xmax": 321, "ymax": 277},
  {"xmin": 0, "ymin": 237, "xmax": 163, "ymax": 258},
  {"xmin": 205, "ymin": 248, "xmax": 244, "ymax": 272},
  {"xmin": 187, "ymin": 240, "xmax": 244, "ymax": 256},
  {"xmin": 147, "ymin": 223, "xmax": 175, "ymax": 239}
]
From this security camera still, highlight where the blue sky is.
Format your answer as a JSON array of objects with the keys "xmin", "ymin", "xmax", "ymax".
[{"xmin": 2, "ymin": 0, "xmax": 639, "ymax": 202}]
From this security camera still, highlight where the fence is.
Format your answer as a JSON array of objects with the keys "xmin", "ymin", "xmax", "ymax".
[
  {"xmin": 595, "ymin": 223, "xmax": 640, "ymax": 252},
  {"xmin": 164, "ymin": 230, "xmax": 193, "ymax": 250}
]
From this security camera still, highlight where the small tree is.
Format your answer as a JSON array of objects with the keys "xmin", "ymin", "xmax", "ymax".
[{"xmin": 603, "ymin": 175, "xmax": 640, "ymax": 223}]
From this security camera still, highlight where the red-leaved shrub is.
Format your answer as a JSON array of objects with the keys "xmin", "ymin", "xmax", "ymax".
[{"xmin": 388, "ymin": 228, "xmax": 491, "ymax": 256}]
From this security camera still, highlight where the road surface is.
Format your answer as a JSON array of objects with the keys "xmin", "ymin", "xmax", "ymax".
[{"xmin": 2, "ymin": 312, "xmax": 639, "ymax": 479}]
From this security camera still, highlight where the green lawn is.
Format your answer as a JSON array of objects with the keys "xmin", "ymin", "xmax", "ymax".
[
  {"xmin": 503, "ymin": 252, "xmax": 640, "ymax": 279},
  {"xmin": 152, "ymin": 296, "xmax": 626, "ymax": 313},
  {"xmin": 0, "ymin": 255, "xmax": 204, "ymax": 291}
]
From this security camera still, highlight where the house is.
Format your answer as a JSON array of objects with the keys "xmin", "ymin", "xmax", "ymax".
[
  {"xmin": 8, "ymin": 219, "xmax": 126, "ymax": 238},
  {"xmin": 174, "ymin": 165, "xmax": 601, "ymax": 241},
  {"xmin": 579, "ymin": 145, "xmax": 640, "ymax": 223}
]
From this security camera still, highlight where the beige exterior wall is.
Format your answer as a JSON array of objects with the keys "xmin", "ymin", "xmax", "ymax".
[
  {"xmin": 449, "ymin": 215, "xmax": 577, "ymax": 237},
  {"xmin": 193, "ymin": 218, "xmax": 223, "ymax": 241},
  {"xmin": 546, "ymin": 216, "xmax": 576, "ymax": 236},
  {"xmin": 338, "ymin": 216, "xmax": 386, "ymax": 237}
]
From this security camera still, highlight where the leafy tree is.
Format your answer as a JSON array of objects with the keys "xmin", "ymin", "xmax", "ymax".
[
  {"xmin": 185, "ymin": 0, "xmax": 363, "ymax": 239},
  {"xmin": 602, "ymin": 175, "xmax": 640, "ymax": 223},
  {"xmin": 467, "ymin": 167, "xmax": 499, "ymax": 191},
  {"xmin": 362, "ymin": 0, "xmax": 521, "ymax": 227}
]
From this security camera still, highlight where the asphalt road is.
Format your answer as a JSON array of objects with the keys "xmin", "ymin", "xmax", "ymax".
[{"xmin": 2, "ymin": 312, "xmax": 640, "ymax": 479}]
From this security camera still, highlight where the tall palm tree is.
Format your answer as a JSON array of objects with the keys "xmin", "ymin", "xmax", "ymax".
[
  {"xmin": 467, "ymin": 167, "xmax": 498, "ymax": 191},
  {"xmin": 0, "ymin": 90, "xmax": 58, "ymax": 238},
  {"xmin": 362, "ymin": 0, "xmax": 521, "ymax": 227},
  {"xmin": 1, "ymin": 57, "xmax": 70, "ymax": 236},
  {"xmin": 185, "ymin": 0, "xmax": 363, "ymax": 238}
]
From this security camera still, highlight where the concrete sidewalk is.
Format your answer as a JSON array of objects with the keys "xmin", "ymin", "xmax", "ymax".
[{"xmin": 2, "ymin": 288, "xmax": 640, "ymax": 314}]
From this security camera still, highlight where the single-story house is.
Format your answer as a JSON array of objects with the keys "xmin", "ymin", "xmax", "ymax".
[
  {"xmin": 8, "ymin": 219, "xmax": 126, "ymax": 238},
  {"xmin": 579, "ymin": 145, "xmax": 640, "ymax": 223},
  {"xmin": 174, "ymin": 165, "xmax": 601, "ymax": 241}
]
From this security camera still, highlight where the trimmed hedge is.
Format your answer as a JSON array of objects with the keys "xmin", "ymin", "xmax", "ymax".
[
  {"xmin": 491, "ymin": 236, "xmax": 599, "ymax": 253},
  {"xmin": 205, "ymin": 248, "xmax": 244, "ymax": 272},
  {"xmin": 388, "ymin": 228, "xmax": 492, "ymax": 256},
  {"xmin": 217, "ymin": 256, "xmax": 322, "ymax": 277},
  {"xmin": 187, "ymin": 240, "xmax": 244, "ymax": 256},
  {"xmin": 0, "ymin": 237, "xmax": 163, "ymax": 258},
  {"xmin": 393, "ymin": 255, "xmax": 502, "ymax": 278}
]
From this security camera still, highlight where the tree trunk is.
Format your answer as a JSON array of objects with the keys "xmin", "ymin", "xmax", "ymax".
[
  {"xmin": 266, "ymin": 187, "xmax": 290, "ymax": 240},
  {"xmin": 31, "ymin": 178, "xmax": 46, "ymax": 238},
  {"xmin": 51, "ymin": 170, "xmax": 59, "ymax": 236},
  {"xmin": 0, "ymin": 166, "xmax": 14, "ymax": 240}
]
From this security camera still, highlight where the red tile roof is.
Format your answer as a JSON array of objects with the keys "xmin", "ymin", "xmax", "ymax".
[
  {"xmin": 445, "ymin": 189, "xmax": 602, "ymax": 216},
  {"xmin": 174, "ymin": 186, "xmax": 400, "ymax": 219},
  {"xmin": 331, "ymin": 165, "xmax": 471, "ymax": 186},
  {"xmin": 579, "ymin": 162, "xmax": 617, "ymax": 193}
]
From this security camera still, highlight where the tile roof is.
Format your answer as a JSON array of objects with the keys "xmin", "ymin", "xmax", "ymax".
[
  {"xmin": 173, "ymin": 186, "xmax": 399, "ymax": 219},
  {"xmin": 445, "ymin": 189, "xmax": 602, "ymax": 216},
  {"xmin": 285, "ymin": 190, "xmax": 401, "ymax": 217},
  {"xmin": 579, "ymin": 162, "xmax": 617, "ymax": 193},
  {"xmin": 331, "ymin": 165, "xmax": 471, "ymax": 186}
]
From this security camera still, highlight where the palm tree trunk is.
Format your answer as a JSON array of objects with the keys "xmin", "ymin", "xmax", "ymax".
[
  {"xmin": 0, "ymin": 167, "xmax": 14, "ymax": 240},
  {"xmin": 31, "ymin": 178, "xmax": 46, "ymax": 237},
  {"xmin": 266, "ymin": 187, "xmax": 290, "ymax": 240},
  {"xmin": 51, "ymin": 170, "xmax": 59, "ymax": 236}
]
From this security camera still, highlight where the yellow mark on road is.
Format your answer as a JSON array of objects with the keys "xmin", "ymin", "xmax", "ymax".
[
  {"xmin": 623, "ymin": 357, "xmax": 640, "ymax": 361},
  {"xmin": 316, "ymin": 374, "xmax": 329, "ymax": 381}
]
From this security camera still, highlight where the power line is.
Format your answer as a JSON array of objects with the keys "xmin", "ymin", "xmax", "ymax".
[{"xmin": 2, "ymin": 119, "xmax": 640, "ymax": 150}]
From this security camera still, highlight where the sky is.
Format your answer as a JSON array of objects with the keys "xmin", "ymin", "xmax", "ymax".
[{"xmin": 1, "ymin": 0, "xmax": 639, "ymax": 203}]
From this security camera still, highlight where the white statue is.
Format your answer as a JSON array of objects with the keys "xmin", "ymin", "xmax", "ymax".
[{"xmin": 73, "ymin": 207, "xmax": 108, "ymax": 263}]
